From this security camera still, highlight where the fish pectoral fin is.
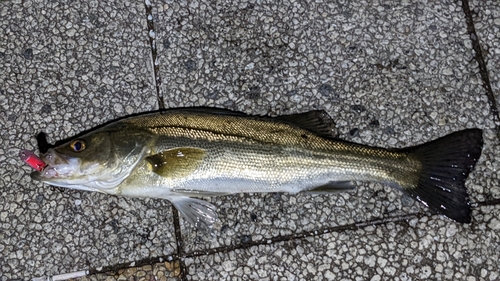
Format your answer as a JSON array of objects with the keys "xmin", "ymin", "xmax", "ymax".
[
  {"xmin": 145, "ymin": 147, "xmax": 206, "ymax": 178},
  {"xmin": 306, "ymin": 181, "xmax": 356, "ymax": 194},
  {"xmin": 169, "ymin": 196, "xmax": 218, "ymax": 229}
]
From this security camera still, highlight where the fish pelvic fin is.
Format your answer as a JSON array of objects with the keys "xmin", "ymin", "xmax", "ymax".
[
  {"xmin": 169, "ymin": 196, "xmax": 218, "ymax": 229},
  {"xmin": 401, "ymin": 129, "xmax": 483, "ymax": 223}
]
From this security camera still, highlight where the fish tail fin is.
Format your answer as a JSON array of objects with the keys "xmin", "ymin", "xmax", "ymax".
[{"xmin": 402, "ymin": 129, "xmax": 483, "ymax": 223}]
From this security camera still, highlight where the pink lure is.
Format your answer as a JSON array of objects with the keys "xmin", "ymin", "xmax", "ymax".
[{"xmin": 20, "ymin": 149, "xmax": 46, "ymax": 172}]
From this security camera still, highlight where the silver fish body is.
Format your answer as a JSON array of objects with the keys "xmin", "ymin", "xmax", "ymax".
[{"xmin": 28, "ymin": 108, "xmax": 483, "ymax": 227}]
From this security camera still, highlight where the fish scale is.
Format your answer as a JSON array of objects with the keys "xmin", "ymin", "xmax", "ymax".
[
  {"xmin": 134, "ymin": 121, "xmax": 410, "ymax": 194},
  {"xmin": 25, "ymin": 108, "xmax": 483, "ymax": 227}
]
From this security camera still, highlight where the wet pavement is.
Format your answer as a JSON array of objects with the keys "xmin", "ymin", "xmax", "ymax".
[{"xmin": 1, "ymin": 0, "xmax": 499, "ymax": 280}]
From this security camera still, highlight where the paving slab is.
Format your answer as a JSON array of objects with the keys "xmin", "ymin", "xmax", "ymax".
[
  {"xmin": 153, "ymin": 0, "xmax": 497, "ymax": 259},
  {"xmin": 74, "ymin": 205, "xmax": 500, "ymax": 280},
  {"xmin": 184, "ymin": 204, "xmax": 500, "ymax": 280},
  {"xmin": 0, "ymin": 0, "xmax": 499, "ymax": 280},
  {"xmin": 0, "ymin": 1, "xmax": 172, "ymax": 280}
]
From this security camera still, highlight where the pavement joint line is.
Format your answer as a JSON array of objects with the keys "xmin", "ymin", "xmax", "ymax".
[
  {"xmin": 144, "ymin": 0, "xmax": 164, "ymax": 109},
  {"xmin": 461, "ymin": 0, "xmax": 500, "ymax": 129},
  {"xmin": 143, "ymin": 1, "xmax": 186, "ymax": 278},
  {"xmin": 476, "ymin": 198, "xmax": 500, "ymax": 206},
  {"xmin": 171, "ymin": 205, "xmax": 189, "ymax": 281},
  {"xmin": 182, "ymin": 213, "xmax": 421, "ymax": 259}
]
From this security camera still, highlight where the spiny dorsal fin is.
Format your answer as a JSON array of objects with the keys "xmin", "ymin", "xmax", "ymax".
[
  {"xmin": 275, "ymin": 110, "xmax": 338, "ymax": 139},
  {"xmin": 145, "ymin": 147, "xmax": 206, "ymax": 178}
]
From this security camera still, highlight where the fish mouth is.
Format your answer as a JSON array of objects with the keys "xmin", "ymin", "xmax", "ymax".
[{"xmin": 29, "ymin": 149, "xmax": 81, "ymax": 181}]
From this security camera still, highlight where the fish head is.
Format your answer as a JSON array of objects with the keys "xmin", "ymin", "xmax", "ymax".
[{"xmin": 30, "ymin": 127, "xmax": 151, "ymax": 192}]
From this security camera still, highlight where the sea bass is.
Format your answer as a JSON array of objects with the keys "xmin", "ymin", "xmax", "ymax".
[{"xmin": 22, "ymin": 108, "xmax": 483, "ymax": 228}]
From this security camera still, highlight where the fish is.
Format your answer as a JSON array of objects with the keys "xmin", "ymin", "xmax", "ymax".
[{"xmin": 22, "ymin": 107, "xmax": 483, "ymax": 228}]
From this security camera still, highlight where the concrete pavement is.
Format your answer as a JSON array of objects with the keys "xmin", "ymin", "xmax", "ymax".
[{"xmin": 1, "ymin": 0, "xmax": 499, "ymax": 280}]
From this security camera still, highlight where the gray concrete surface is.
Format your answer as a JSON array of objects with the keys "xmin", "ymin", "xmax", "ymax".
[
  {"xmin": 1, "ymin": 0, "xmax": 499, "ymax": 280},
  {"xmin": 471, "ymin": 0, "xmax": 500, "ymax": 112},
  {"xmin": 0, "ymin": 0, "xmax": 174, "ymax": 279}
]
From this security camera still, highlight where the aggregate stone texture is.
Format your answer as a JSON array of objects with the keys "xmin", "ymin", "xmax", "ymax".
[
  {"xmin": 184, "ymin": 205, "xmax": 500, "ymax": 281},
  {"xmin": 74, "ymin": 206, "xmax": 500, "ymax": 280},
  {"xmin": 470, "ymin": 0, "xmax": 500, "ymax": 111},
  {"xmin": 0, "ymin": 0, "xmax": 499, "ymax": 280},
  {"xmin": 153, "ymin": 0, "xmax": 497, "ymax": 255},
  {"xmin": 0, "ymin": 0, "xmax": 172, "ymax": 280}
]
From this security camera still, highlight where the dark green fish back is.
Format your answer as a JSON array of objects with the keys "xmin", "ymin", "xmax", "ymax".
[{"xmin": 122, "ymin": 110, "xmax": 337, "ymax": 151}]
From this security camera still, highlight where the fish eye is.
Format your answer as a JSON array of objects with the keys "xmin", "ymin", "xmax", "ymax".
[{"xmin": 70, "ymin": 140, "xmax": 86, "ymax": 152}]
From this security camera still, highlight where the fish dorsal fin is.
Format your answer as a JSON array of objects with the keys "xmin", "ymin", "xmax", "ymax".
[
  {"xmin": 306, "ymin": 181, "xmax": 356, "ymax": 194},
  {"xmin": 275, "ymin": 110, "xmax": 338, "ymax": 139},
  {"xmin": 145, "ymin": 147, "xmax": 206, "ymax": 178}
]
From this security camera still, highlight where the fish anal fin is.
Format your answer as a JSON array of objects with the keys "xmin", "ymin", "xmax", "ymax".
[
  {"xmin": 306, "ymin": 181, "xmax": 356, "ymax": 194},
  {"xmin": 145, "ymin": 147, "xmax": 206, "ymax": 178},
  {"xmin": 276, "ymin": 110, "xmax": 338, "ymax": 139}
]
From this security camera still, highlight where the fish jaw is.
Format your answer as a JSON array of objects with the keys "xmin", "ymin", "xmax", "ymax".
[
  {"xmin": 31, "ymin": 148, "xmax": 82, "ymax": 178},
  {"xmin": 30, "ymin": 171, "xmax": 101, "ymax": 192},
  {"xmin": 30, "ymin": 148, "xmax": 102, "ymax": 191}
]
